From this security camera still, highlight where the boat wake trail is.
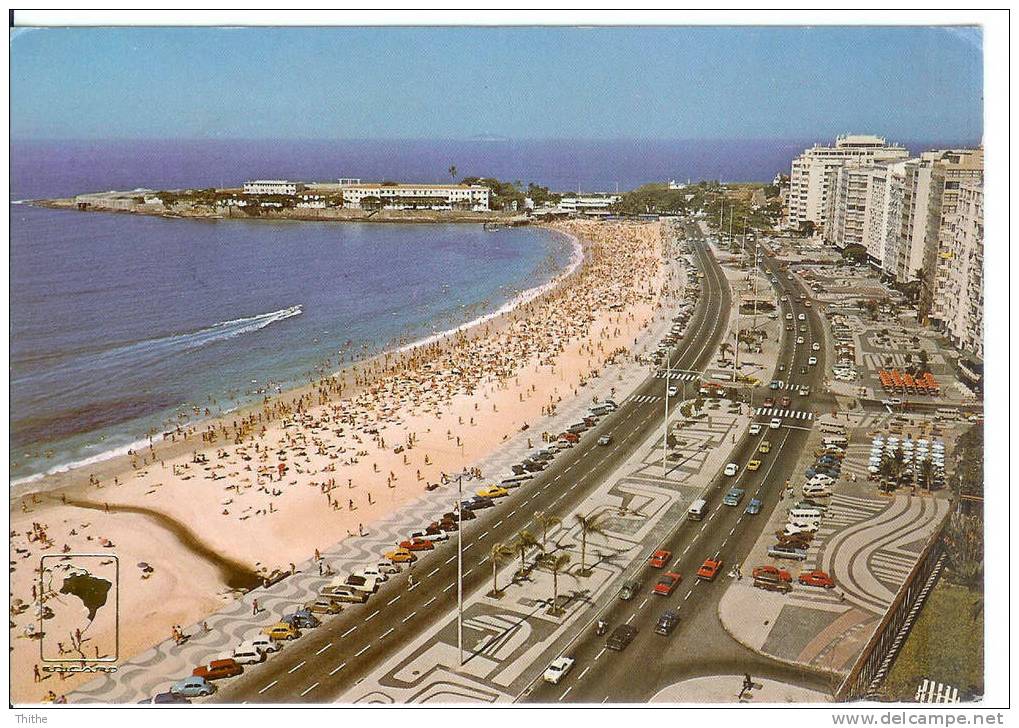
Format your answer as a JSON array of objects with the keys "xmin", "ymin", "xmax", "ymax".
[{"xmin": 13, "ymin": 305, "xmax": 303, "ymax": 390}]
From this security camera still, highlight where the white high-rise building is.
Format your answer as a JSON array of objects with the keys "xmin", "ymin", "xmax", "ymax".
[
  {"xmin": 786, "ymin": 135, "xmax": 909, "ymax": 232},
  {"xmin": 941, "ymin": 182, "xmax": 983, "ymax": 359},
  {"xmin": 828, "ymin": 160, "xmax": 908, "ymax": 266}
]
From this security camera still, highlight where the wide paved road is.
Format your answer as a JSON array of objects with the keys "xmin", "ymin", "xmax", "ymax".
[
  {"xmin": 523, "ymin": 234, "xmax": 836, "ymax": 703},
  {"xmin": 211, "ymin": 221, "xmax": 732, "ymax": 702}
]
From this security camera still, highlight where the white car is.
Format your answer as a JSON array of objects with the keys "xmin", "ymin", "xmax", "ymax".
[
  {"xmin": 798, "ymin": 313, "xmax": 806, "ymax": 321},
  {"xmin": 249, "ymin": 634, "xmax": 282, "ymax": 654},
  {"xmin": 597, "ymin": 435, "xmax": 612, "ymax": 446},
  {"xmin": 808, "ymin": 357, "xmax": 817, "ymax": 366},
  {"xmin": 409, "ymin": 530, "xmax": 449, "ymax": 543},
  {"xmin": 544, "ymin": 656, "xmax": 575, "ymax": 684},
  {"xmin": 376, "ymin": 562, "xmax": 401, "ymax": 575},
  {"xmin": 232, "ymin": 642, "xmax": 267, "ymax": 665},
  {"xmin": 769, "ymin": 418, "xmax": 782, "ymax": 430},
  {"xmin": 796, "ymin": 337, "xmax": 805, "ymax": 345},
  {"xmin": 724, "ymin": 463, "xmax": 739, "ymax": 477},
  {"xmin": 784, "ymin": 521, "xmax": 820, "ymax": 536},
  {"xmin": 355, "ymin": 566, "xmax": 390, "ymax": 582},
  {"xmin": 811, "ymin": 342, "xmax": 820, "ymax": 351},
  {"xmin": 806, "ymin": 474, "xmax": 835, "ymax": 486},
  {"xmin": 667, "ymin": 386, "xmax": 679, "ymax": 397},
  {"xmin": 785, "ymin": 313, "xmax": 793, "ymax": 320},
  {"xmin": 749, "ymin": 423, "xmax": 762, "ymax": 435}
]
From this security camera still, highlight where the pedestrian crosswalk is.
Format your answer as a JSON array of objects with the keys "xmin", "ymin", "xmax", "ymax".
[
  {"xmin": 653, "ymin": 370, "xmax": 699, "ymax": 381},
  {"xmin": 629, "ymin": 394, "xmax": 663, "ymax": 404},
  {"xmin": 766, "ymin": 381, "xmax": 804, "ymax": 392},
  {"xmin": 754, "ymin": 407, "xmax": 814, "ymax": 421}
]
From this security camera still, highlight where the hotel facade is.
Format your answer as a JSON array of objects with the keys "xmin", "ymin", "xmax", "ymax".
[{"xmin": 339, "ymin": 183, "xmax": 491, "ymax": 211}]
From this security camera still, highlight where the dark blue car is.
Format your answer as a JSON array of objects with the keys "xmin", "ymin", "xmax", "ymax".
[{"xmin": 283, "ymin": 609, "xmax": 321, "ymax": 629}]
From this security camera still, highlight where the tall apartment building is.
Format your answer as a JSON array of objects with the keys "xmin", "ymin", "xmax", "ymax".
[
  {"xmin": 911, "ymin": 148, "xmax": 984, "ymax": 325},
  {"xmin": 941, "ymin": 182, "xmax": 983, "ymax": 359},
  {"xmin": 786, "ymin": 135, "xmax": 909, "ymax": 232},
  {"xmin": 829, "ymin": 160, "xmax": 909, "ymax": 266}
]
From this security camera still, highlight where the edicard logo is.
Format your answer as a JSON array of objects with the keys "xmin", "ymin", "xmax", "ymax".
[{"xmin": 39, "ymin": 554, "xmax": 119, "ymax": 673}]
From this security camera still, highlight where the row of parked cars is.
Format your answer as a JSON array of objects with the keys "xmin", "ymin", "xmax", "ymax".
[
  {"xmin": 651, "ymin": 295, "xmax": 698, "ymax": 367},
  {"xmin": 752, "ymin": 564, "xmax": 835, "ymax": 593}
]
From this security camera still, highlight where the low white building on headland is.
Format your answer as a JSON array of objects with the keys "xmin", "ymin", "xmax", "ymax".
[
  {"xmin": 339, "ymin": 182, "xmax": 491, "ymax": 211},
  {"xmin": 243, "ymin": 180, "xmax": 306, "ymax": 196},
  {"xmin": 557, "ymin": 194, "xmax": 621, "ymax": 213}
]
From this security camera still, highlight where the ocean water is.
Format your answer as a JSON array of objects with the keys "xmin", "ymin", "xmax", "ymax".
[{"xmin": 10, "ymin": 136, "xmax": 971, "ymax": 483}]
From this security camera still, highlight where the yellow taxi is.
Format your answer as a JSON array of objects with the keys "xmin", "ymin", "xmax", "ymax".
[
  {"xmin": 262, "ymin": 622, "xmax": 300, "ymax": 641},
  {"xmin": 746, "ymin": 459, "xmax": 762, "ymax": 471},
  {"xmin": 476, "ymin": 485, "xmax": 509, "ymax": 499},
  {"xmin": 758, "ymin": 441, "xmax": 771, "ymax": 454},
  {"xmin": 385, "ymin": 547, "xmax": 417, "ymax": 563}
]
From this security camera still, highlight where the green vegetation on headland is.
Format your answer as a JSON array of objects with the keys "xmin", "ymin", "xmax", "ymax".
[
  {"xmin": 610, "ymin": 181, "xmax": 782, "ymax": 235},
  {"xmin": 458, "ymin": 177, "xmax": 561, "ymax": 210}
]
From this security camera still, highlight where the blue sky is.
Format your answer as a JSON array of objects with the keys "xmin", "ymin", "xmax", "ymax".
[{"xmin": 10, "ymin": 25, "xmax": 983, "ymax": 141}]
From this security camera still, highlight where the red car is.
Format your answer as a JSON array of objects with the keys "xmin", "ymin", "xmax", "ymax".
[
  {"xmin": 653, "ymin": 572, "xmax": 682, "ymax": 596},
  {"xmin": 193, "ymin": 659, "xmax": 243, "ymax": 680},
  {"xmin": 649, "ymin": 549, "xmax": 672, "ymax": 568},
  {"xmin": 752, "ymin": 565, "xmax": 791, "ymax": 582},
  {"xmin": 798, "ymin": 570, "xmax": 835, "ymax": 589},
  {"xmin": 780, "ymin": 396, "xmax": 792, "ymax": 408},
  {"xmin": 697, "ymin": 558, "xmax": 723, "ymax": 581},
  {"xmin": 399, "ymin": 538, "xmax": 435, "ymax": 552},
  {"xmin": 763, "ymin": 397, "xmax": 775, "ymax": 407}
]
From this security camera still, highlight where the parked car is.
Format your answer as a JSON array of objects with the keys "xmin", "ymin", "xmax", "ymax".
[
  {"xmin": 232, "ymin": 642, "xmax": 267, "ymax": 665},
  {"xmin": 410, "ymin": 529, "xmax": 450, "ymax": 543},
  {"xmin": 140, "ymin": 692, "xmax": 191, "ymax": 704},
  {"xmin": 653, "ymin": 572, "xmax": 682, "ymax": 596},
  {"xmin": 753, "ymin": 573, "xmax": 793, "ymax": 593},
  {"xmin": 649, "ymin": 549, "xmax": 672, "ymax": 568},
  {"xmin": 768, "ymin": 545, "xmax": 808, "ymax": 560},
  {"xmin": 385, "ymin": 547, "xmax": 417, "ymax": 563},
  {"xmin": 170, "ymin": 677, "xmax": 216, "ymax": 698},
  {"xmin": 283, "ymin": 609, "xmax": 321, "ymax": 630},
  {"xmin": 305, "ymin": 598, "xmax": 343, "ymax": 615},
  {"xmin": 262, "ymin": 622, "xmax": 300, "ymax": 641},
  {"xmin": 606, "ymin": 624, "xmax": 638, "ymax": 651},
  {"xmin": 752, "ymin": 565, "xmax": 791, "ymax": 582},
  {"xmin": 798, "ymin": 570, "xmax": 835, "ymax": 589},
  {"xmin": 249, "ymin": 634, "xmax": 282, "ymax": 654},
  {"xmin": 192, "ymin": 658, "xmax": 243, "ymax": 680},
  {"xmin": 697, "ymin": 558, "xmax": 722, "ymax": 581},
  {"xmin": 543, "ymin": 656, "xmax": 575, "ymax": 684}
]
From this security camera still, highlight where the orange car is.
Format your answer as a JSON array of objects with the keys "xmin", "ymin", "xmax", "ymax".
[
  {"xmin": 752, "ymin": 565, "xmax": 791, "ymax": 582},
  {"xmin": 399, "ymin": 538, "xmax": 434, "ymax": 552},
  {"xmin": 649, "ymin": 549, "xmax": 672, "ymax": 568},
  {"xmin": 798, "ymin": 570, "xmax": 835, "ymax": 589},
  {"xmin": 697, "ymin": 558, "xmax": 723, "ymax": 581},
  {"xmin": 385, "ymin": 548, "xmax": 417, "ymax": 563},
  {"xmin": 193, "ymin": 658, "xmax": 243, "ymax": 680}
]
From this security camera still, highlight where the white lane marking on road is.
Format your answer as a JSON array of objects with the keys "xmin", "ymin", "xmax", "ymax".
[
  {"xmin": 640, "ymin": 597, "xmax": 649, "ymax": 608},
  {"xmin": 288, "ymin": 661, "xmax": 305, "ymax": 674},
  {"xmin": 341, "ymin": 626, "xmax": 357, "ymax": 638},
  {"xmin": 559, "ymin": 686, "xmax": 574, "ymax": 701},
  {"xmin": 685, "ymin": 591, "xmax": 693, "ymax": 600},
  {"xmin": 354, "ymin": 644, "xmax": 370, "ymax": 657},
  {"xmin": 720, "ymin": 538, "xmax": 728, "ymax": 548},
  {"xmin": 479, "ymin": 530, "xmax": 489, "ymax": 539},
  {"xmin": 408, "ymin": 582, "xmax": 419, "ymax": 591},
  {"xmin": 380, "ymin": 627, "xmax": 395, "ymax": 640},
  {"xmin": 258, "ymin": 680, "xmax": 278, "ymax": 694},
  {"xmin": 626, "ymin": 613, "xmax": 635, "ymax": 624},
  {"xmin": 315, "ymin": 642, "xmax": 332, "ymax": 655},
  {"xmin": 579, "ymin": 666, "xmax": 591, "ymax": 680},
  {"xmin": 388, "ymin": 595, "xmax": 401, "ymax": 605},
  {"xmin": 446, "ymin": 556, "xmax": 456, "ymax": 564},
  {"xmin": 427, "ymin": 568, "xmax": 439, "ymax": 577},
  {"xmin": 594, "ymin": 648, "xmax": 605, "ymax": 661},
  {"xmin": 329, "ymin": 662, "xmax": 347, "ymax": 676},
  {"xmin": 464, "ymin": 567, "xmax": 474, "ymax": 576},
  {"xmin": 464, "ymin": 543, "xmax": 473, "ymax": 551},
  {"xmin": 365, "ymin": 609, "xmax": 380, "ymax": 622},
  {"xmin": 729, "ymin": 526, "xmax": 736, "ymax": 535},
  {"xmin": 402, "ymin": 611, "xmax": 417, "ymax": 623},
  {"xmin": 300, "ymin": 682, "xmax": 319, "ymax": 697},
  {"xmin": 425, "ymin": 596, "xmax": 437, "ymax": 606},
  {"xmin": 443, "ymin": 583, "xmax": 454, "ymax": 593},
  {"xmin": 494, "ymin": 519, "xmax": 503, "ymax": 527}
]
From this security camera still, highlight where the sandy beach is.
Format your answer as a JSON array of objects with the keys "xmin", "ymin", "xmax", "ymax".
[{"xmin": 9, "ymin": 219, "xmax": 668, "ymax": 702}]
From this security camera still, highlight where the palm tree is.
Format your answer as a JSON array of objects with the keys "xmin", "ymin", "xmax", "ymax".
[
  {"xmin": 448, "ymin": 165, "xmax": 458, "ymax": 184},
  {"xmin": 574, "ymin": 511, "xmax": 608, "ymax": 575},
  {"xmin": 719, "ymin": 342, "xmax": 734, "ymax": 364},
  {"xmin": 489, "ymin": 542, "xmax": 513, "ymax": 596},
  {"xmin": 541, "ymin": 552, "xmax": 571, "ymax": 615},
  {"xmin": 533, "ymin": 511, "xmax": 561, "ymax": 548},
  {"xmin": 513, "ymin": 529, "xmax": 541, "ymax": 573}
]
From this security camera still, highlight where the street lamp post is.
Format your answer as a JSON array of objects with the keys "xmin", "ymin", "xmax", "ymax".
[{"xmin": 456, "ymin": 474, "xmax": 463, "ymax": 667}]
